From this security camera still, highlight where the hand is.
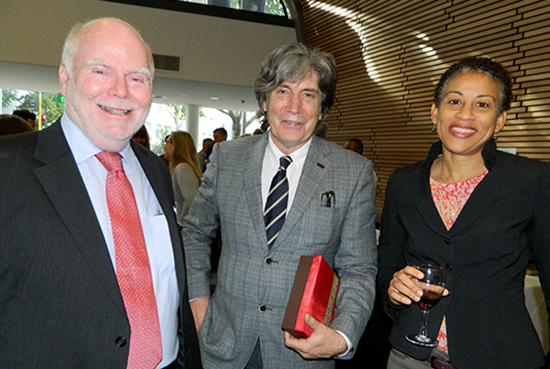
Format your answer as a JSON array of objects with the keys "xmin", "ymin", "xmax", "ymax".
[
  {"xmin": 284, "ymin": 314, "xmax": 347, "ymax": 359},
  {"xmin": 388, "ymin": 266, "xmax": 449, "ymax": 306},
  {"xmin": 388, "ymin": 266, "xmax": 425, "ymax": 305},
  {"xmin": 189, "ymin": 297, "xmax": 209, "ymax": 333}
]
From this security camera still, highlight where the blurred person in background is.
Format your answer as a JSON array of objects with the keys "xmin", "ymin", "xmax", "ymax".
[
  {"xmin": 12, "ymin": 109, "xmax": 37, "ymax": 130},
  {"xmin": 0, "ymin": 114, "xmax": 34, "ymax": 135},
  {"xmin": 169, "ymin": 131, "xmax": 202, "ymax": 226},
  {"xmin": 132, "ymin": 124, "xmax": 150, "ymax": 149},
  {"xmin": 197, "ymin": 137, "xmax": 213, "ymax": 172}
]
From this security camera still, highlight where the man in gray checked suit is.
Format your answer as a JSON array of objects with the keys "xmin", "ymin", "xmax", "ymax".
[{"xmin": 182, "ymin": 43, "xmax": 377, "ymax": 369}]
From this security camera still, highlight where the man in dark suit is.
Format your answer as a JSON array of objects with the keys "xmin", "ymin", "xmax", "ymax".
[
  {"xmin": 0, "ymin": 18, "xmax": 201, "ymax": 368},
  {"xmin": 182, "ymin": 43, "xmax": 378, "ymax": 368}
]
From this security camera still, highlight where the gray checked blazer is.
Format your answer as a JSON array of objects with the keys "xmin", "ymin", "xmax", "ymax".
[{"xmin": 182, "ymin": 133, "xmax": 378, "ymax": 369}]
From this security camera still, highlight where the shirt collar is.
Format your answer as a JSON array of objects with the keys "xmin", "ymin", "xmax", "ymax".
[
  {"xmin": 61, "ymin": 113, "xmax": 137, "ymax": 172},
  {"xmin": 266, "ymin": 129, "xmax": 312, "ymax": 166}
]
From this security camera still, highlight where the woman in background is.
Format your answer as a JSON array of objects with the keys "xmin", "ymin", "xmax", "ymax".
[
  {"xmin": 378, "ymin": 56, "xmax": 550, "ymax": 369},
  {"xmin": 169, "ymin": 131, "xmax": 202, "ymax": 225}
]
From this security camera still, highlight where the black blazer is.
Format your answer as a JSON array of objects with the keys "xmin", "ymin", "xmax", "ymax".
[
  {"xmin": 0, "ymin": 121, "xmax": 201, "ymax": 368},
  {"xmin": 378, "ymin": 140, "xmax": 550, "ymax": 369}
]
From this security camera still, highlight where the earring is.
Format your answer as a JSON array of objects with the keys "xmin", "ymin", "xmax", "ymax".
[
  {"xmin": 431, "ymin": 123, "xmax": 437, "ymax": 132},
  {"xmin": 493, "ymin": 133, "xmax": 498, "ymax": 141}
]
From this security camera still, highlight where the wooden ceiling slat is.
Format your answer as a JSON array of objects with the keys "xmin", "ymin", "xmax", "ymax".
[{"xmin": 301, "ymin": 0, "xmax": 550, "ymax": 218}]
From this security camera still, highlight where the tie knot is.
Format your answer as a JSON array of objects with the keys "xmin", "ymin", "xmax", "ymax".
[
  {"xmin": 279, "ymin": 156, "xmax": 292, "ymax": 171},
  {"xmin": 96, "ymin": 151, "xmax": 123, "ymax": 172}
]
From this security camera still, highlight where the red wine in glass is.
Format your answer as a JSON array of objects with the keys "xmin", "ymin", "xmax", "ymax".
[
  {"xmin": 419, "ymin": 289, "xmax": 443, "ymax": 310},
  {"xmin": 406, "ymin": 265, "xmax": 447, "ymax": 347}
]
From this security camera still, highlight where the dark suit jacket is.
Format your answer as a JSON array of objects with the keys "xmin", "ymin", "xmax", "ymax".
[
  {"xmin": 378, "ymin": 140, "xmax": 550, "ymax": 369},
  {"xmin": 0, "ymin": 121, "xmax": 201, "ymax": 368}
]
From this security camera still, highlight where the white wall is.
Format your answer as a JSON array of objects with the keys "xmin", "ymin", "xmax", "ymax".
[{"xmin": 0, "ymin": 0, "xmax": 296, "ymax": 89}]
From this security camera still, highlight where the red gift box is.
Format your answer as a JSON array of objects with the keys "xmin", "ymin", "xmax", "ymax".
[{"xmin": 282, "ymin": 255, "xmax": 340, "ymax": 338}]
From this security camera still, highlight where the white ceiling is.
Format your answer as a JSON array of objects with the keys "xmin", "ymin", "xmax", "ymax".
[
  {"xmin": 0, "ymin": 61, "xmax": 259, "ymax": 113},
  {"xmin": 1, "ymin": 0, "xmax": 297, "ymax": 114}
]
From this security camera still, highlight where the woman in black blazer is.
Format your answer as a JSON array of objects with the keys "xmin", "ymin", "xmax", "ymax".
[{"xmin": 378, "ymin": 57, "xmax": 550, "ymax": 369}]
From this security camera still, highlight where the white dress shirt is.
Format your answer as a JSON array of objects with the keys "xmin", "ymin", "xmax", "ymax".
[
  {"xmin": 261, "ymin": 132, "xmax": 311, "ymax": 211},
  {"xmin": 61, "ymin": 115, "xmax": 179, "ymax": 368}
]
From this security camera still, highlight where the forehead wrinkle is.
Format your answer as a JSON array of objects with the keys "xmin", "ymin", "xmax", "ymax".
[
  {"xmin": 277, "ymin": 80, "xmax": 319, "ymax": 93},
  {"xmin": 302, "ymin": 87, "xmax": 320, "ymax": 93}
]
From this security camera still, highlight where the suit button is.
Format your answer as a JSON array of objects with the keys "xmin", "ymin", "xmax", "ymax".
[
  {"xmin": 259, "ymin": 305, "xmax": 267, "ymax": 312},
  {"xmin": 445, "ymin": 238, "xmax": 451, "ymax": 245},
  {"xmin": 265, "ymin": 258, "xmax": 273, "ymax": 264},
  {"xmin": 115, "ymin": 336, "xmax": 127, "ymax": 347}
]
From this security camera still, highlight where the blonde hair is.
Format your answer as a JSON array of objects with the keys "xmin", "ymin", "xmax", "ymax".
[{"xmin": 169, "ymin": 131, "xmax": 201, "ymax": 182}]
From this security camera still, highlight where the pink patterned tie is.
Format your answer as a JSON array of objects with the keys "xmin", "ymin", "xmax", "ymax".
[{"xmin": 96, "ymin": 152, "xmax": 162, "ymax": 369}]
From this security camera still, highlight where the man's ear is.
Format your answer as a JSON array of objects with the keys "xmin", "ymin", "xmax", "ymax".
[{"xmin": 59, "ymin": 63, "xmax": 69, "ymax": 95}]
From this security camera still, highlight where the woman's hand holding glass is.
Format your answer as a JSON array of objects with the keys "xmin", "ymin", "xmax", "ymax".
[{"xmin": 388, "ymin": 266, "xmax": 449, "ymax": 306}]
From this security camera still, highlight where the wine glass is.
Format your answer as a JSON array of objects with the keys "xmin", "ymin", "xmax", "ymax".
[{"xmin": 405, "ymin": 264, "xmax": 447, "ymax": 347}]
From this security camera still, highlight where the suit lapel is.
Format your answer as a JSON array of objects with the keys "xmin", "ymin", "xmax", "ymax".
[
  {"xmin": 32, "ymin": 122, "xmax": 126, "ymax": 315},
  {"xmin": 273, "ymin": 136, "xmax": 329, "ymax": 249},
  {"xmin": 243, "ymin": 135, "xmax": 270, "ymax": 247},
  {"xmin": 414, "ymin": 174, "xmax": 449, "ymax": 236},
  {"xmin": 132, "ymin": 142, "xmax": 187, "ymax": 293},
  {"xmin": 448, "ymin": 167, "xmax": 501, "ymax": 235},
  {"xmin": 132, "ymin": 142, "xmax": 170, "ymax": 216}
]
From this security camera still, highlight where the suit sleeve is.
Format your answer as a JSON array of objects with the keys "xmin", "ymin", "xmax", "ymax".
[
  {"xmin": 330, "ymin": 159, "xmax": 378, "ymax": 356},
  {"xmin": 529, "ymin": 162, "xmax": 550, "ymax": 334},
  {"xmin": 181, "ymin": 146, "xmax": 221, "ymax": 301}
]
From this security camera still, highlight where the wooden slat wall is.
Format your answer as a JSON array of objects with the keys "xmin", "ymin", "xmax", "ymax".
[{"xmin": 299, "ymin": 0, "xmax": 550, "ymax": 218}]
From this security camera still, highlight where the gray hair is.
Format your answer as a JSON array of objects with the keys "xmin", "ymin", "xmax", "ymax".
[
  {"xmin": 61, "ymin": 18, "xmax": 155, "ymax": 84},
  {"xmin": 254, "ymin": 43, "xmax": 338, "ymax": 137}
]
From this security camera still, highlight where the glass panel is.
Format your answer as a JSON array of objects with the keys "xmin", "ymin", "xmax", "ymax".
[{"xmin": 175, "ymin": 0, "xmax": 289, "ymax": 18}]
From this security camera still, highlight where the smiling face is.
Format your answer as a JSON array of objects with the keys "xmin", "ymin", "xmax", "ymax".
[
  {"xmin": 263, "ymin": 72, "xmax": 322, "ymax": 155},
  {"xmin": 432, "ymin": 71, "xmax": 507, "ymax": 159},
  {"xmin": 59, "ymin": 19, "xmax": 153, "ymax": 152}
]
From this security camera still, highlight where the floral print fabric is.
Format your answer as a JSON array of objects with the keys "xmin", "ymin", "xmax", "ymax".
[{"xmin": 429, "ymin": 170, "xmax": 488, "ymax": 352}]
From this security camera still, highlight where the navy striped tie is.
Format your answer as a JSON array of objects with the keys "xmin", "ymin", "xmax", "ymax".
[{"xmin": 264, "ymin": 156, "xmax": 292, "ymax": 249}]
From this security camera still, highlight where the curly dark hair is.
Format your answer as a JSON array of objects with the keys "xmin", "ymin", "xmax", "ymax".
[
  {"xmin": 12, "ymin": 109, "xmax": 37, "ymax": 121},
  {"xmin": 254, "ymin": 43, "xmax": 338, "ymax": 138},
  {"xmin": 433, "ymin": 56, "xmax": 513, "ymax": 114}
]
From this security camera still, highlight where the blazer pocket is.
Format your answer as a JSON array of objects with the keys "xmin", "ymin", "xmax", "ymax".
[{"xmin": 199, "ymin": 297, "xmax": 237, "ymax": 361}]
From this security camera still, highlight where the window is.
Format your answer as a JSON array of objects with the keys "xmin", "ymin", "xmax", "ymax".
[
  {"xmin": 100, "ymin": 0, "xmax": 295, "ymax": 26},
  {"xmin": 179, "ymin": 0, "xmax": 290, "ymax": 18}
]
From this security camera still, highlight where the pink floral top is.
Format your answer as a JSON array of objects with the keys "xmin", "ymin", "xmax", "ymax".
[{"xmin": 430, "ymin": 170, "xmax": 488, "ymax": 352}]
